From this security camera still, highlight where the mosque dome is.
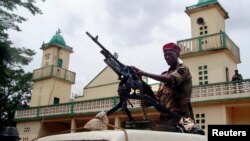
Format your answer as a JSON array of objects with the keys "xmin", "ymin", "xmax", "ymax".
[
  {"xmin": 49, "ymin": 33, "xmax": 66, "ymax": 47},
  {"xmin": 41, "ymin": 29, "xmax": 73, "ymax": 52}
]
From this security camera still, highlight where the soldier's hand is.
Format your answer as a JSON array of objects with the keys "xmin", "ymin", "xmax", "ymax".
[{"xmin": 130, "ymin": 66, "xmax": 146, "ymax": 76}]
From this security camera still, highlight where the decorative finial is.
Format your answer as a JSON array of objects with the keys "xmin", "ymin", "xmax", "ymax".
[
  {"xmin": 113, "ymin": 52, "xmax": 118, "ymax": 59},
  {"xmin": 56, "ymin": 28, "xmax": 61, "ymax": 34}
]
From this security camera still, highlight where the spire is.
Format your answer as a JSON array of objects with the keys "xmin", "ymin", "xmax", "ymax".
[{"xmin": 56, "ymin": 28, "xmax": 61, "ymax": 35}]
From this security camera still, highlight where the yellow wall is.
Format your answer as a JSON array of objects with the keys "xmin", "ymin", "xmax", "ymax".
[
  {"xmin": 77, "ymin": 67, "xmax": 119, "ymax": 101},
  {"xmin": 30, "ymin": 78, "xmax": 71, "ymax": 106},
  {"xmin": 42, "ymin": 46, "xmax": 70, "ymax": 69},
  {"xmin": 17, "ymin": 121, "xmax": 41, "ymax": 141},
  {"xmin": 189, "ymin": 6, "xmax": 225, "ymax": 38},
  {"xmin": 81, "ymin": 83, "xmax": 119, "ymax": 100},
  {"xmin": 17, "ymin": 120, "xmax": 71, "ymax": 141},
  {"xmin": 87, "ymin": 67, "xmax": 119, "ymax": 87},
  {"xmin": 57, "ymin": 48, "xmax": 70, "ymax": 69},
  {"xmin": 42, "ymin": 48, "xmax": 54, "ymax": 67},
  {"xmin": 182, "ymin": 51, "xmax": 237, "ymax": 85},
  {"xmin": 194, "ymin": 105, "xmax": 227, "ymax": 124}
]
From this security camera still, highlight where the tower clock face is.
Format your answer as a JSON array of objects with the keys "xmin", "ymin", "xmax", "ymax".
[{"xmin": 197, "ymin": 17, "xmax": 205, "ymax": 25}]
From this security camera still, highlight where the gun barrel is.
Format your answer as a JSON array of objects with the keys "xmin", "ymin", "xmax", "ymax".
[
  {"xmin": 86, "ymin": 31, "xmax": 125, "ymax": 68},
  {"xmin": 86, "ymin": 32, "xmax": 111, "ymax": 54},
  {"xmin": 86, "ymin": 32, "xmax": 94, "ymax": 42},
  {"xmin": 86, "ymin": 32, "xmax": 92, "ymax": 38}
]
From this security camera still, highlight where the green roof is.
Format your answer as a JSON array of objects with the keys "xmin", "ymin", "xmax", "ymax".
[
  {"xmin": 186, "ymin": 0, "xmax": 228, "ymax": 19},
  {"xmin": 187, "ymin": 0, "xmax": 218, "ymax": 10},
  {"xmin": 49, "ymin": 33, "xmax": 66, "ymax": 47},
  {"xmin": 198, "ymin": 0, "xmax": 217, "ymax": 4},
  {"xmin": 41, "ymin": 30, "xmax": 73, "ymax": 52}
]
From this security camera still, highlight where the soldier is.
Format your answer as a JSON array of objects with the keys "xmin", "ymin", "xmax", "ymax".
[
  {"xmin": 232, "ymin": 69, "xmax": 243, "ymax": 93},
  {"xmin": 133, "ymin": 42, "xmax": 194, "ymax": 131},
  {"xmin": 231, "ymin": 69, "xmax": 243, "ymax": 81}
]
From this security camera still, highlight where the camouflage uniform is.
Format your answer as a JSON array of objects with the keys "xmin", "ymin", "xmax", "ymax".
[{"xmin": 156, "ymin": 63, "xmax": 194, "ymax": 124}]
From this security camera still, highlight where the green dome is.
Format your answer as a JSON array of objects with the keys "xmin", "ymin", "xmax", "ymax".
[
  {"xmin": 49, "ymin": 33, "xmax": 66, "ymax": 47},
  {"xmin": 41, "ymin": 29, "xmax": 73, "ymax": 52},
  {"xmin": 198, "ymin": 0, "xmax": 217, "ymax": 4}
]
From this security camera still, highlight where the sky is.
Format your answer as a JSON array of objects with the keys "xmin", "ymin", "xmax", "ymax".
[{"xmin": 8, "ymin": 0, "xmax": 250, "ymax": 96}]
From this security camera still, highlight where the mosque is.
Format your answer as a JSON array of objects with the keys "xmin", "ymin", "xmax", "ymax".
[{"xmin": 14, "ymin": 0, "xmax": 250, "ymax": 140}]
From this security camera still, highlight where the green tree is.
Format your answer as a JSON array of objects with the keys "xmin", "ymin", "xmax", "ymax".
[{"xmin": 0, "ymin": 0, "xmax": 45, "ymax": 126}]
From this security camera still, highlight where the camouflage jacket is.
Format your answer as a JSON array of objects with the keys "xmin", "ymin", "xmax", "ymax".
[{"xmin": 156, "ymin": 63, "xmax": 193, "ymax": 121}]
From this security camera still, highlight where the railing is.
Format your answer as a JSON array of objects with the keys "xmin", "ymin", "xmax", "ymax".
[
  {"xmin": 177, "ymin": 32, "xmax": 240, "ymax": 62},
  {"xmin": 15, "ymin": 80, "xmax": 250, "ymax": 120},
  {"xmin": 192, "ymin": 79, "xmax": 250, "ymax": 102},
  {"xmin": 14, "ymin": 97, "xmax": 118, "ymax": 119},
  {"xmin": 32, "ymin": 65, "xmax": 75, "ymax": 84}
]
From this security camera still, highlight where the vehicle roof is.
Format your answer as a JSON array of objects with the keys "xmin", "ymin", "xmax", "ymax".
[{"xmin": 37, "ymin": 129, "xmax": 207, "ymax": 141}]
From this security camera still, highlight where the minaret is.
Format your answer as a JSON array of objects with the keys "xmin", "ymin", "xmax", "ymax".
[
  {"xmin": 30, "ymin": 29, "xmax": 75, "ymax": 107},
  {"xmin": 186, "ymin": 0, "xmax": 228, "ymax": 38},
  {"xmin": 178, "ymin": 0, "xmax": 240, "ymax": 85}
]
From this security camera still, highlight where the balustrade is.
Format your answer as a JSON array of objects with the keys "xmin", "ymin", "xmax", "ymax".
[{"xmin": 15, "ymin": 80, "xmax": 250, "ymax": 120}]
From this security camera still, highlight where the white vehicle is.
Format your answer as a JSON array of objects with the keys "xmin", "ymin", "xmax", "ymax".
[
  {"xmin": 37, "ymin": 129, "xmax": 207, "ymax": 141},
  {"xmin": 37, "ymin": 111, "xmax": 206, "ymax": 141}
]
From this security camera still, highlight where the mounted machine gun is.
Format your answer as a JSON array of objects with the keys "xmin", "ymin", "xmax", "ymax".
[{"xmin": 85, "ymin": 32, "xmax": 204, "ymax": 135}]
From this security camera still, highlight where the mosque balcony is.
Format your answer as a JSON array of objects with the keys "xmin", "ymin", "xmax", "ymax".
[
  {"xmin": 177, "ymin": 32, "xmax": 240, "ymax": 63},
  {"xmin": 191, "ymin": 79, "xmax": 250, "ymax": 103},
  {"xmin": 14, "ymin": 79, "xmax": 250, "ymax": 120},
  {"xmin": 32, "ymin": 65, "xmax": 75, "ymax": 84}
]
